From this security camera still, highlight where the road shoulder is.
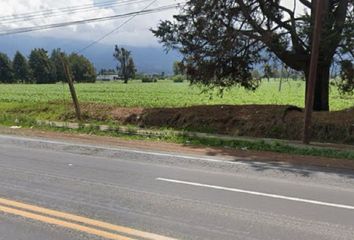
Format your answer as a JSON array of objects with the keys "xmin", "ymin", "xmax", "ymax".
[{"xmin": 1, "ymin": 125, "xmax": 354, "ymax": 172}]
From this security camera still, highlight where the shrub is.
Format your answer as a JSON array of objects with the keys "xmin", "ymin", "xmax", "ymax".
[
  {"xmin": 141, "ymin": 76, "xmax": 157, "ymax": 83},
  {"xmin": 172, "ymin": 75, "xmax": 185, "ymax": 83}
]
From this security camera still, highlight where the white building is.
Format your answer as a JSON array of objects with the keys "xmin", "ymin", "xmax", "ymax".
[{"xmin": 96, "ymin": 74, "xmax": 120, "ymax": 81}]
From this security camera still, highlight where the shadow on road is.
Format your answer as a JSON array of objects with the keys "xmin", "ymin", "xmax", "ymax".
[{"xmin": 183, "ymin": 143, "xmax": 354, "ymax": 179}]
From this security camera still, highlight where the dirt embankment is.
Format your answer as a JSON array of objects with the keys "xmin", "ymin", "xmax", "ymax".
[{"xmin": 66, "ymin": 104, "xmax": 354, "ymax": 144}]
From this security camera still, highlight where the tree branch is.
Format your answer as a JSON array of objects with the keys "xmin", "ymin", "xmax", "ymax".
[{"xmin": 299, "ymin": 0, "xmax": 312, "ymax": 9}]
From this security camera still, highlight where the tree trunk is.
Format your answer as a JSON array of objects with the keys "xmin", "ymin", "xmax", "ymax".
[
  {"xmin": 278, "ymin": 77, "xmax": 283, "ymax": 92},
  {"xmin": 305, "ymin": 64, "xmax": 330, "ymax": 111},
  {"xmin": 279, "ymin": 65, "xmax": 284, "ymax": 92}
]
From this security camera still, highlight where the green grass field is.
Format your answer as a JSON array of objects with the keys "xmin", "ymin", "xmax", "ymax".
[{"xmin": 0, "ymin": 80, "xmax": 353, "ymax": 110}]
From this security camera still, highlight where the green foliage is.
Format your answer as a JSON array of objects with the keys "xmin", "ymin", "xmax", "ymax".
[
  {"xmin": 141, "ymin": 76, "xmax": 157, "ymax": 83},
  {"xmin": 337, "ymin": 60, "xmax": 354, "ymax": 94},
  {"xmin": 251, "ymin": 70, "xmax": 261, "ymax": 81},
  {"xmin": 172, "ymin": 75, "xmax": 185, "ymax": 83},
  {"xmin": 13, "ymin": 51, "xmax": 31, "ymax": 83},
  {"xmin": 29, "ymin": 48, "xmax": 56, "ymax": 84},
  {"xmin": 0, "ymin": 52, "xmax": 14, "ymax": 83},
  {"xmin": 68, "ymin": 53, "xmax": 96, "ymax": 83},
  {"xmin": 263, "ymin": 64, "xmax": 274, "ymax": 80},
  {"xmin": 127, "ymin": 58, "xmax": 136, "ymax": 80},
  {"xmin": 7, "ymin": 49, "xmax": 96, "ymax": 84},
  {"xmin": 113, "ymin": 46, "xmax": 136, "ymax": 83},
  {"xmin": 173, "ymin": 61, "xmax": 184, "ymax": 75},
  {"xmin": 50, "ymin": 49, "xmax": 67, "ymax": 82}
]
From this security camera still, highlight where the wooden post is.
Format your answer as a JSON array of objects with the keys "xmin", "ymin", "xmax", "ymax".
[
  {"xmin": 61, "ymin": 56, "xmax": 82, "ymax": 122},
  {"xmin": 303, "ymin": 0, "xmax": 325, "ymax": 144},
  {"xmin": 278, "ymin": 64, "xmax": 284, "ymax": 92}
]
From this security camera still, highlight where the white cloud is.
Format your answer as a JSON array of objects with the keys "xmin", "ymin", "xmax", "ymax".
[
  {"xmin": 0, "ymin": 1, "xmax": 308, "ymax": 47},
  {"xmin": 0, "ymin": 0, "xmax": 180, "ymax": 47},
  {"xmin": 280, "ymin": 0, "xmax": 307, "ymax": 16}
]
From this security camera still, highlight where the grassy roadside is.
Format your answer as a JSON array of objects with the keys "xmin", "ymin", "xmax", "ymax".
[{"xmin": 1, "ymin": 114, "xmax": 354, "ymax": 161}]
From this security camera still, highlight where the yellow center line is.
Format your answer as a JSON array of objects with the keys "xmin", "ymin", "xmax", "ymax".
[
  {"xmin": 0, "ymin": 204, "xmax": 135, "ymax": 240},
  {"xmin": 0, "ymin": 197, "xmax": 177, "ymax": 240}
]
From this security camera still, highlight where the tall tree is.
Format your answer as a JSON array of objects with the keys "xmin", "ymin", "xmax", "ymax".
[
  {"xmin": 13, "ymin": 51, "xmax": 31, "ymax": 83},
  {"xmin": 251, "ymin": 69, "xmax": 261, "ymax": 81},
  {"xmin": 126, "ymin": 57, "xmax": 136, "ymax": 80},
  {"xmin": 173, "ymin": 61, "xmax": 184, "ymax": 75},
  {"xmin": 50, "ymin": 48, "xmax": 67, "ymax": 82},
  {"xmin": 113, "ymin": 46, "xmax": 136, "ymax": 83},
  {"xmin": 68, "ymin": 53, "xmax": 96, "ymax": 83},
  {"xmin": 263, "ymin": 64, "xmax": 274, "ymax": 81},
  {"xmin": 0, "ymin": 53, "xmax": 14, "ymax": 83},
  {"xmin": 153, "ymin": 0, "xmax": 354, "ymax": 111},
  {"xmin": 29, "ymin": 48, "xmax": 56, "ymax": 84}
]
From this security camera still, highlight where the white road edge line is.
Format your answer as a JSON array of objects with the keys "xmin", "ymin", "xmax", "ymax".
[
  {"xmin": 0, "ymin": 134, "xmax": 322, "ymax": 173},
  {"xmin": 156, "ymin": 178, "xmax": 354, "ymax": 210},
  {"xmin": 0, "ymin": 134, "xmax": 246, "ymax": 164}
]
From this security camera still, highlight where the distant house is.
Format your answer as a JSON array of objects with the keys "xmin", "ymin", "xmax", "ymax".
[{"xmin": 96, "ymin": 74, "xmax": 120, "ymax": 81}]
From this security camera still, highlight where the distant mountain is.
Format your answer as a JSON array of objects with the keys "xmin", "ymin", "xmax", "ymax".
[{"xmin": 0, "ymin": 35, "xmax": 181, "ymax": 74}]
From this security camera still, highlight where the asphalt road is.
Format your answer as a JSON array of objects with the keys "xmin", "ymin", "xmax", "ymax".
[{"xmin": 0, "ymin": 134, "xmax": 354, "ymax": 240}]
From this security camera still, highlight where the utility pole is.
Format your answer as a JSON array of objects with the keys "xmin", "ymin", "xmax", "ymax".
[
  {"xmin": 61, "ymin": 56, "xmax": 82, "ymax": 122},
  {"xmin": 303, "ymin": 0, "xmax": 325, "ymax": 144},
  {"xmin": 279, "ymin": 64, "xmax": 284, "ymax": 92}
]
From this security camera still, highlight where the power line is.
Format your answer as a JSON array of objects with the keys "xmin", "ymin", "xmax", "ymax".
[
  {"xmin": 0, "ymin": 0, "xmax": 152, "ymax": 24},
  {"xmin": 77, "ymin": 0, "xmax": 160, "ymax": 53},
  {"xmin": 0, "ymin": 4, "xmax": 181, "ymax": 36},
  {"xmin": 77, "ymin": 0, "xmax": 186, "ymax": 53},
  {"xmin": 0, "ymin": 0, "xmax": 117, "ymax": 20},
  {"xmin": 0, "ymin": 0, "xmax": 148, "ymax": 23}
]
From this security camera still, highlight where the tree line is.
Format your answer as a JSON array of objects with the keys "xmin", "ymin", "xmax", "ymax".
[
  {"xmin": 252, "ymin": 64, "xmax": 304, "ymax": 81},
  {"xmin": 0, "ymin": 49, "xmax": 96, "ymax": 84}
]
